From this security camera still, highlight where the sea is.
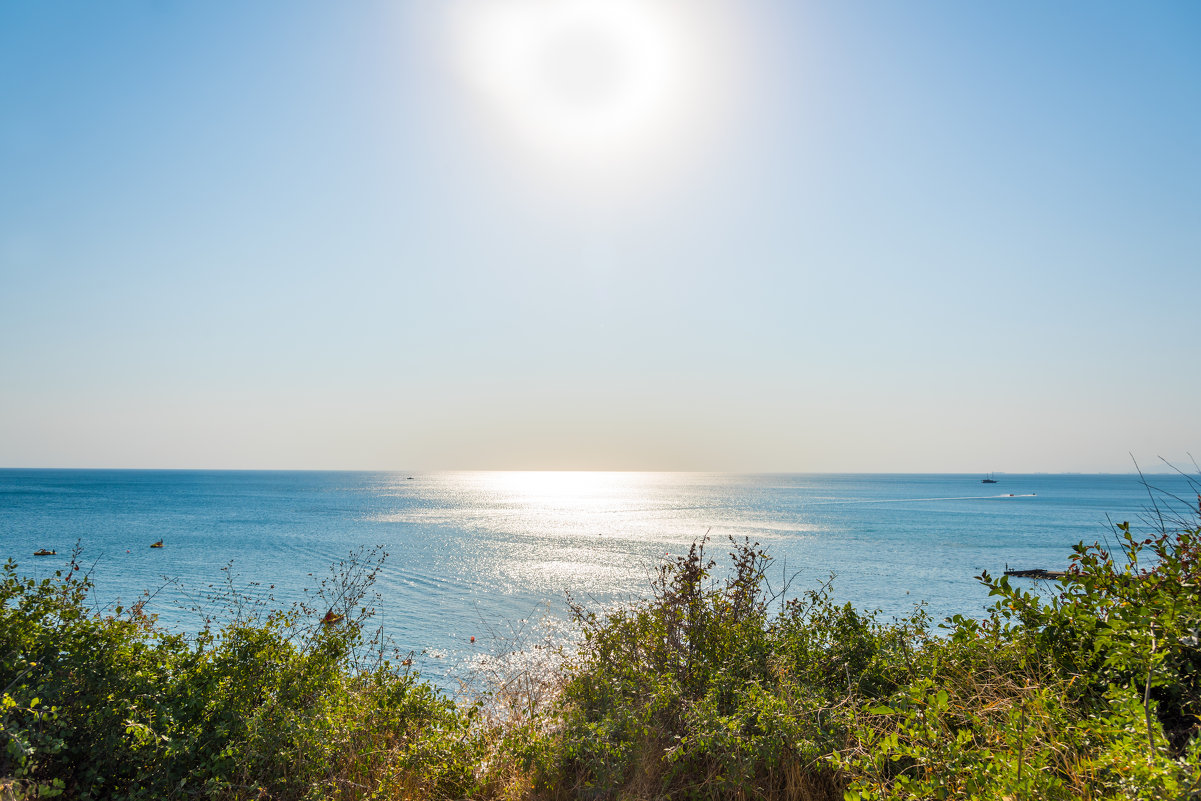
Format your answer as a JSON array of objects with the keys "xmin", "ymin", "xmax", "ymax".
[{"xmin": 2, "ymin": 470, "xmax": 1197, "ymax": 688}]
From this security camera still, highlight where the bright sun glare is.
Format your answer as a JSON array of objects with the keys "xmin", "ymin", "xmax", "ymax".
[{"xmin": 451, "ymin": 0, "xmax": 734, "ymax": 178}]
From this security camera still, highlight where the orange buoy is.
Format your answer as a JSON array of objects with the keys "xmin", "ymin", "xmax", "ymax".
[{"xmin": 470, "ymin": 636, "xmax": 475, "ymax": 643}]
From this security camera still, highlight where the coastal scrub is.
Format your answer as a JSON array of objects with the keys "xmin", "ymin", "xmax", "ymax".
[{"xmin": 3, "ymin": 502, "xmax": 1200, "ymax": 799}]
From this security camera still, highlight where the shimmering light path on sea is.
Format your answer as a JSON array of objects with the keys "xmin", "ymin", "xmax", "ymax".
[{"xmin": 3, "ymin": 470, "xmax": 1193, "ymax": 686}]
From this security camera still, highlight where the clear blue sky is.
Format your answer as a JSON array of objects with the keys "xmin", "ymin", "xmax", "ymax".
[{"xmin": 1, "ymin": 1, "xmax": 1198, "ymax": 471}]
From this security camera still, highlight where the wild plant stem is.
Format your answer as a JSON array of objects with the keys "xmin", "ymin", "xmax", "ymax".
[
  {"xmin": 1017, "ymin": 698, "xmax": 1025, "ymax": 785},
  {"xmin": 1144, "ymin": 623, "xmax": 1157, "ymax": 762}
]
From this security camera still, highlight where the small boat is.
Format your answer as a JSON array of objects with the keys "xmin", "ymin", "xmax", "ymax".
[
  {"xmin": 33, "ymin": 549, "xmax": 56, "ymax": 556},
  {"xmin": 982, "ymin": 473, "xmax": 998, "ymax": 484},
  {"xmin": 150, "ymin": 540, "xmax": 164, "ymax": 548},
  {"xmin": 321, "ymin": 610, "xmax": 344, "ymax": 625}
]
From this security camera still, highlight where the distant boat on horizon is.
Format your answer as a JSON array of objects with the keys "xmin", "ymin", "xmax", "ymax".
[{"xmin": 982, "ymin": 473, "xmax": 998, "ymax": 484}]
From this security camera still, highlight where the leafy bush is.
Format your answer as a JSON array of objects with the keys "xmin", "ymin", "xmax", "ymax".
[
  {"xmin": 551, "ymin": 508, "xmax": 1201, "ymax": 801},
  {"xmin": 0, "ymin": 548, "xmax": 479, "ymax": 800},
  {"xmin": 841, "ymin": 493, "xmax": 1201, "ymax": 801},
  {"xmin": 4, "ymin": 490, "xmax": 1200, "ymax": 800},
  {"xmin": 554, "ymin": 539, "xmax": 899, "ymax": 800}
]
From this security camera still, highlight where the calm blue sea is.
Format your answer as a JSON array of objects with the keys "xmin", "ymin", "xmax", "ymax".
[{"xmin": 2, "ymin": 470, "xmax": 1195, "ymax": 686}]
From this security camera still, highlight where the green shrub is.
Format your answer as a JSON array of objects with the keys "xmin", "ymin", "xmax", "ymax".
[
  {"xmin": 555, "ymin": 539, "xmax": 899, "ymax": 800},
  {"xmin": 553, "ymin": 506, "xmax": 1201, "ymax": 800},
  {"xmin": 0, "ymin": 548, "xmax": 480, "ymax": 800},
  {"xmin": 5, "ymin": 492, "xmax": 1200, "ymax": 800},
  {"xmin": 841, "ymin": 496, "xmax": 1201, "ymax": 800}
]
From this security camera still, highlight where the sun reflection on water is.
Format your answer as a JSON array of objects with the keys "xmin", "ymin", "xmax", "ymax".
[{"xmin": 8, "ymin": 470, "xmax": 1159, "ymax": 690}]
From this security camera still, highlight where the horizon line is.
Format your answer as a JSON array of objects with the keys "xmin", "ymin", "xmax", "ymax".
[{"xmin": 0, "ymin": 466, "xmax": 1189, "ymax": 476}]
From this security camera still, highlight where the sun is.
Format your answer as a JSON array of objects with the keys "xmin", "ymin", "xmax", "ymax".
[{"xmin": 450, "ymin": 0, "xmax": 728, "ymax": 175}]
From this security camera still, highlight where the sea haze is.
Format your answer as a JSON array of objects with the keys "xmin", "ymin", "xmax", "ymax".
[{"xmin": 2, "ymin": 470, "xmax": 1193, "ymax": 685}]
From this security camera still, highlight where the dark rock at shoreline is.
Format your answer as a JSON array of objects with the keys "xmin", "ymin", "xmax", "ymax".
[{"xmin": 1004, "ymin": 568, "xmax": 1069, "ymax": 580}]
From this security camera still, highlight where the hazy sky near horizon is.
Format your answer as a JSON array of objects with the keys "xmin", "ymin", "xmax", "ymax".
[{"xmin": 1, "ymin": 1, "xmax": 1198, "ymax": 472}]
